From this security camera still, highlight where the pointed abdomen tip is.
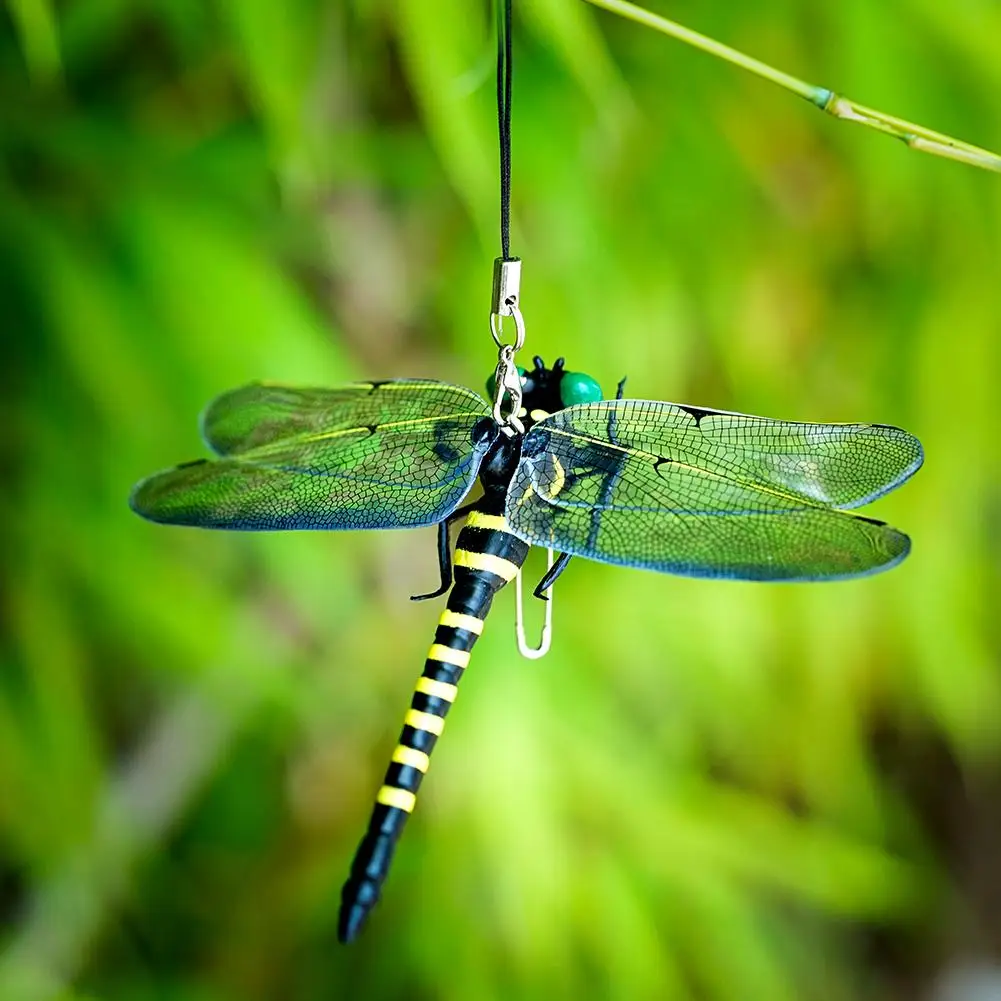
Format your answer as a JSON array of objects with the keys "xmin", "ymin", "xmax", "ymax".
[{"xmin": 338, "ymin": 902, "xmax": 370, "ymax": 944}]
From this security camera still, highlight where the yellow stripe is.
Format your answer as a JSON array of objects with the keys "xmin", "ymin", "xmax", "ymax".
[
  {"xmin": 454, "ymin": 549, "xmax": 520, "ymax": 581},
  {"xmin": 465, "ymin": 511, "xmax": 511, "ymax": 533},
  {"xmin": 439, "ymin": 610, "xmax": 484, "ymax": 635},
  {"xmin": 405, "ymin": 709, "xmax": 445, "ymax": 735},
  {"xmin": 427, "ymin": 643, "xmax": 470, "ymax": 669},
  {"xmin": 377, "ymin": 785, "xmax": 417, "ymax": 812},
  {"xmin": 391, "ymin": 745, "xmax": 430, "ymax": 773},
  {"xmin": 416, "ymin": 676, "xmax": 459, "ymax": 701},
  {"xmin": 540, "ymin": 455, "xmax": 566, "ymax": 499},
  {"xmin": 530, "ymin": 408, "xmax": 551, "ymax": 422}
]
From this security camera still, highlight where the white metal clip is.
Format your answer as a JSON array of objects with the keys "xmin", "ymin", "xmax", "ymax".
[{"xmin": 515, "ymin": 547, "xmax": 554, "ymax": 659}]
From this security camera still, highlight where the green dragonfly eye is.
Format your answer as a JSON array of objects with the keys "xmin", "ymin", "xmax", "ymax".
[
  {"xmin": 560, "ymin": 371, "xmax": 603, "ymax": 406},
  {"xmin": 485, "ymin": 366, "xmax": 526, "ymax": 399}
]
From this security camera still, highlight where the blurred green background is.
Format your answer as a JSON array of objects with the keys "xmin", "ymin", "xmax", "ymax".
[{"xmin": 2, "ymin": 1, "xmax": 1000, "ymax": 999}]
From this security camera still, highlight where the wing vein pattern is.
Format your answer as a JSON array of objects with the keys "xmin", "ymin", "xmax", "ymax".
[
  {"xmin": 505, "ymin": 400, "xmax": 923, "ymax": 581},
  {"xmin": 130, "ymin": 381, "xmax": 494, "ymax": 531}
]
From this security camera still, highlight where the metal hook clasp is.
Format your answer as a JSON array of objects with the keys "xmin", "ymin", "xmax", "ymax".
[
  {"xmin": 515, "ymin": 548, "xmax": 554, "ymax": 659},
  {"xmin": 488, "ymin": 257, "xmax": 526, "ymax": 433},
  {"xmin": 491, "ymin": 344, "xmax": 525, "ymax": 433}
]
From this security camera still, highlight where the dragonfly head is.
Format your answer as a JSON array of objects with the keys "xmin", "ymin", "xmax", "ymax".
[
  {"xmin": 486, "ymin": 357, "xmax": 604, "ymax": 430},
  {"xmin": 520, "ymin": 356, "xmax": 603, "ymax": 425}
]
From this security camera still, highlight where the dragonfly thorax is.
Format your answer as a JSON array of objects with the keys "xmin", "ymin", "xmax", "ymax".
[
  {"xmin": 477, "ymin": 356, "xmax": 603, "ymax": 497},
  {"xmin": 477, "ymin": 426, "xmax": 523, "ymax": 497}
]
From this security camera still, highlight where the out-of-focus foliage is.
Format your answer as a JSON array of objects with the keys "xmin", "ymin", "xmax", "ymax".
[{"xmin": 1, "ymin": 1, "xmax": 999, "ymax": 999}]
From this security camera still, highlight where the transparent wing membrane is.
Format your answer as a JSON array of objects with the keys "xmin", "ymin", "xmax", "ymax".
[
  {"xmin": 131, "ymin": 382, "xmax": 494, "ymax": 531},
  {"xmin": 201, "ymin": 381, "xmax": 491, "ymax": 455},
  {"xmin": 506, "ymin": 400, "xmax": 922, "ymax": 581}
]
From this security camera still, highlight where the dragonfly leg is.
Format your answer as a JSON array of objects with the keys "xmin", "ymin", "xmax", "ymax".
[
  {"xmin": 616, "ymin": 376, "xmax": 627, "ymax": 400},
  {"xmin": 532, "ymin": 550, "xmax": 573, "ymax": 600},
  {"xmin": 410, "ymin": 502, "xmax": 478, "ymax": 601}
]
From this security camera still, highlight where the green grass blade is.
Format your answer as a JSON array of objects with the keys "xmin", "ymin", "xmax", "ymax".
[
  {"xmin": 583, "ymin": 0, "xmax": 1001, "ymax": 173},
  {"xmin": 5, "ymin": 0, "xmax": 62, "ymax": 87}
]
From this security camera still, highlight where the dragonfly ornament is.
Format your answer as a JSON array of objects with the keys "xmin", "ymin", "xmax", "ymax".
[{"xmin": 131, "ymin": 341, "xmax": 922, "ymax": 941}]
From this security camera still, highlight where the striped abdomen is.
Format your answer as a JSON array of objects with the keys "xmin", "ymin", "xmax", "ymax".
[{"xmin": 337, "ymin": 507, "xmax": 530, "ymax": 943}]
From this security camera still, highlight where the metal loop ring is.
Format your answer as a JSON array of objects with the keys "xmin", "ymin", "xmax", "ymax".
[{"xmin": 489, "ymin": 305, "xmax": 526, "ymax": 351}]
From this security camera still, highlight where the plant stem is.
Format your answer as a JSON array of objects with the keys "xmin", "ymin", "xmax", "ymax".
[{"xmin": 582, "ymin": 0, "xmax": 1001, "ymax": 174}]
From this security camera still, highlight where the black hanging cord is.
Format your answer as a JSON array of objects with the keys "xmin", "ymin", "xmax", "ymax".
[{"xmin": 497, "ymin": 0, "xmax": 513, "ymax": 261}]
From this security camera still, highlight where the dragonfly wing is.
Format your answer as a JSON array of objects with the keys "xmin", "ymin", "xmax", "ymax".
[
  {"xmin": 504, "ymin": 401, "xmax": 920, "ymax": 581},
  {"xmin": 132, "ymin": 397, "xmax": 496, "ymax": 531},
  {"xmin": 526, "ymin": 400, "xmax": 923, "ymax": 509},
  {"xmin": 201, "ymin": 380, "xmax": 492, "ymax": 455}
]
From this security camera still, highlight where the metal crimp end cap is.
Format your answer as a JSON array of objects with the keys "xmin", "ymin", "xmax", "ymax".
[{"xmin": 491, "ymin": 257, "xmax": 522, "ymax": 316}]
